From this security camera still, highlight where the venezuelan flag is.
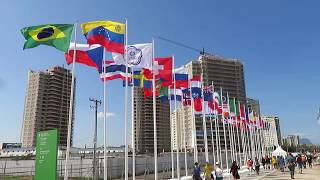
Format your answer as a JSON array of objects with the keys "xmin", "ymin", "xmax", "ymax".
[{"xmin": 81, "ymin": 20, "xmax": 125, "ymax": 54}]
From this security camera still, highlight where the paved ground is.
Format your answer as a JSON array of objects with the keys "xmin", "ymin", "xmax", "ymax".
[{"xmin": 260, "ymin": 165, "xmax": 320, "ymax": 180}]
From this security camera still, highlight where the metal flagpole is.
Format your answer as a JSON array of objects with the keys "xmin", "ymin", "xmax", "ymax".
[
  {"xmin": 210, "ymin": 82, "xmax": 216, "ymax": 164},
  {"xmin": 234, "ymin": 98, "xmax": 241, "ymax": 166},
  {"xmin": 173, "ymin": 56, "xmax": 180, "ymax": 179},
  {"xmin": 152, "ymin": 38, "xmax": 158, "ymax": 180},
  {"xmin": 211, "ymin": 86, "xmax": 220, "ymax": 164},
  {"xmin": 220, "ymin": 87, "xmax": 229, "ymax": 170},
  {"xmin": 103, "ymin": 48, "xmax": 108, "ymax": 180},
  {"xmin": 201, "ymin": 73, "xmax": 209, "ymax": 162},
  {"xmin": 131, "ymin": 68, "xmax": 136, "ymax": 180},
  {"xmin": 182, "ymin": 104, "xmax": 188, "ymax": 176},
  {"xmin": 124, "ymin": 18, "xmax": 129, "ymax": 180},
  {"xmin": 64, "ymin": 22, "xmax": 77, "ymax": 180},
  {"xmin": 189, "ymin": 75, "xmax": 198, "ymax": 163},
  {"xmin": 226, "ymin": 93, "xmax": 235, "ymax": 162},
  {"xmin": 169, "ymin": 85, "xmax": 175, "ymax": 178},
  {"xmin": 238, "ymin": 102, "xmax": 245, "ymax": 166}
]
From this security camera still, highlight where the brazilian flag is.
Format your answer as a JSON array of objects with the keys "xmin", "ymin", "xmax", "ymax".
[{"xmin": 21, "ymin": 24, "xmax": 74, "ymax": 52}]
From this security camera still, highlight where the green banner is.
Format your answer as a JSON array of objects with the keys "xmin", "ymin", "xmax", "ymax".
[{"xmin": 35, "ymin": 129, "xmax": 58, "ymax": 180}]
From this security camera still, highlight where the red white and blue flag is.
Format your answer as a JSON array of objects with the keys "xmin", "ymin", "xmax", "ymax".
[{"xmin": 65, "ymin": 43, "xmax": 104, "ymax": 73}]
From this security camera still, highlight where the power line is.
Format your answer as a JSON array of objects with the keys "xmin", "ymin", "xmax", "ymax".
[{"xmin": 157, "ymin": 36, "xmax": 212, "ymax": 56}]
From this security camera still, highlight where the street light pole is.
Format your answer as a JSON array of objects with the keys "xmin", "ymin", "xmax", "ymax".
[{"xmin": 90, "ymin": 98, "xmax": 101, "ymax": 180}]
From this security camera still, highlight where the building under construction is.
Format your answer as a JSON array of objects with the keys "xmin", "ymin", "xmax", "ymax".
[{"xmin": 21, "ymin": 66, "xmax": 75, "ymax": 147}]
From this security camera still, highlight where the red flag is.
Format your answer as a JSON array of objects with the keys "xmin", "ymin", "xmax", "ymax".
[
  {"xmin": 154, "ymin": 57, "xmax": 173, "ymax": 87},
  {"xmin": 194, "ymin": 98, "xmax": 202, "ymax": 112}
]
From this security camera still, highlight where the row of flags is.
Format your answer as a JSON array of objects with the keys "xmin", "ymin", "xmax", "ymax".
[{"xmin": 20, "ymin": 20, "xmax": 264, "ymax": 129}]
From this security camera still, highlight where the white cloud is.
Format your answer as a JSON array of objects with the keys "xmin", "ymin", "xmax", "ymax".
[
  {"xmin": 318, "ymin": 119, "xmax": 320, "ymax": 126},
  {"xmin": 97, "ymin": 112, "xmax": 115, "ymax": 119}
]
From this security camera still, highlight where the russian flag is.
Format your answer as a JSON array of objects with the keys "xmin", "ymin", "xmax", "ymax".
[
  {"xmin": 65, "ymin": 43, "xmax": 104, "ymax": 73},
  {"xmin": 174, "ymin": 65, "xmax": 189, "ymax": 88}
]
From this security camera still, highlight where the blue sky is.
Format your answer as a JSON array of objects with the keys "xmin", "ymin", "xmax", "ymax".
[{"xmin": 0, "ymin": 0, "xmax": 319, "ymax": 147}]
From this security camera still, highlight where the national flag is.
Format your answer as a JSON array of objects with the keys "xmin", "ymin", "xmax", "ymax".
[
  {"xmin": 100, "ymin": 63, "xmax": 131, "ymax": 81},
  {"xmin": 169, "ymin": 88, "xmax": 182, "ymax": 101},
  {"xmin": 21, "ymin": 24, "xmax": 74, "ymax": 52},
  {"xmin": 112, "ymin": 43, "xmax": 153, "ymax": 69},
  {"xmin": 229, "ymin": 98, "xmax": 236, "ymax": 117},
  {"xmin": 174, "ymin": 65, "xmax": 189, "ymax": 88},
  {"xmin": 154, "ymin": 57, "xmax": 173, "ymax": 86},
  {"xmin": 203, "ymin": 86, "xmax": 213, "ymax": 101},
  {"xmin": 159, "ymin": 84, "xmax": 169, "ymax": 102},
  {"xmin": 65, "ymin": 43, "xmax": 104, "ymax": 72},
  {"xmin": 132, "ymin": 69, "xmax": 153, "ymax": 87},
  {"xmin": 213, "ymin": 91, "xmax": 222, "ymax": 114},
  {"xmin": 81, "ymin": 20, "xmax": 125, "ymax": 54}
]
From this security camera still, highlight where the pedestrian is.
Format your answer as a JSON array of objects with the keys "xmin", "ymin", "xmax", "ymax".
[
  {"xmin": 193, "ymin": 162, "xmax": 202, "ymax": 180},
  {"xmin": 265, "ymin": 155, "xmax": 271, "ymax": 169},
  {"xmin": 296, "ymin": 154, "xmax": 303, "ymax": 174},
  {"xmin": 272, "ymin": 156, "xmax": 277, "ymax": 169},
  {"xmin": 254, "ymin": 157, "xmax": 260, "ymax": 175},
  {"xmin": 261, "ymin": 156, "xmax": 266, "ymax": 169},
  {"xmin": 307, "ymin": 154, "xmax": 313, "ymax": 168},
  {"xmin": 278, "ymin": 156, "xmax": 285, "ymax": 172},
  {"xmin": 302, "ymin": 154, "xmax": 307, "ymax": 169},
  {"xmin": 230, "ymin": 161, "xmax": 240, "ymax": 180},
  {"xmin": 215, "ymin": 162, "xmax": 224, "ymax": 180},
  {"xmin": 287, "ymin": 153, "xmax": 296, "ymax": 179},
  {"xmin": 203, "ymin": 162, "xmax": 213, "ymax": 180},
  {"xmin": 247, "ymin": 158, "xmax": 253, "ymax": 175}
]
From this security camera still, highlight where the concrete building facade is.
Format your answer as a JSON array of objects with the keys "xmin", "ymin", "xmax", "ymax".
[
  {"xmin": 283, "ymin": 135, "xmax": 300, "ymax": 147},
  {"xmin": 173, "ymin": 55, "xmax": 247, "ymax": 152},
  {"xmin": 21, "ymin": 66, "xmax": 75, "ymax": 147},
  {"xmin": 261, "ymin": 116, "xmax": 282, "ymax": 147},
  {"xmin": 246, "ymin": 98, "xmax": 261, "ymax": 117},
  {"xmin": 134, "ymin": 88, "xmax": 171, "ymax": 153}
]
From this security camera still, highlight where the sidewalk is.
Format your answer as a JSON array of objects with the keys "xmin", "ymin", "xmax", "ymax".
[{"xmin": 261, "ymin": 164, "xmax": 320, "ymax": 180}]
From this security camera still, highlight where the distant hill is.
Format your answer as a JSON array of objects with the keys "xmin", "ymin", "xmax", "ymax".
[{"xmin": 300, "ymin": 138, "xmax": 312, "ymax": 145}]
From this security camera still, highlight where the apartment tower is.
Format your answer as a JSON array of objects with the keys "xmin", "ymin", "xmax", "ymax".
[{"xmin": 21, "ymin": 66, "xmax": 75, "ymax": 147}]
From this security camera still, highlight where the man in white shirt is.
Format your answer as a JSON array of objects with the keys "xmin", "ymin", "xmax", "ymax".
[{"xmin": 215, "ymin": 162, "xmax": 224, "ymax": 180}]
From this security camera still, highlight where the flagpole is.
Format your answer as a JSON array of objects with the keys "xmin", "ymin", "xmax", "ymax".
[
  {"xmin": 211, "ymin": 86, "xmax": 219, "ymax": 164},
  {"xmin": 234, "ymin": 98, "xmax": 242, "ymax": 166},
  {"xmin": 189, "ymin": 75, "xmax": 198, "ymax": 163},
  {"xmin": 169, "ymin": 85, "xmax": 175, "ymax": 178},
  {"xmin": 243, "ymin": 105, "xmax": 251, "ymax": 160},
  {"xmin": 220, "ymin": 87, "xmax": 228, "ymax": 170},
  {"xmin": 152, "ymin": 38, "xmax": 158, "ymax": 180},
  {"xmin": 182, "ymin": 104, "xmax": 188, "ymax": 176},
  {"xmin": 201, "ymin": 73, "xmax": 209, "ymax": 162},
  {"xmin": 64, "ymin": 22, "xmax": 77, "ymax": 180},
  {"xmin": 173, "ymin": 56, "xmax": 180, "ymax": 179},
  {"xmin": 226, "ymin": 93, "xmax": 235, "ymax": 162},
  {"xmin": 131, "ymin": 68, "xmax": 136, "ymax": 180},
  {"xmin": 103, "ymin": 48, "xmax": 108, "ymax": 180},
  {"xmin": 210, "ymin": 82, "xmax": 216, "ymax": 164},
  {"xmin": 124, "ymin": 18, "xmax": 129, "ymax": 180}
]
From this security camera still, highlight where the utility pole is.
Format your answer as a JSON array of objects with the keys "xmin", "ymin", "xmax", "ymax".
[{"xmin": 90, "ymin": 98, "xmax": 101, "ymax": 180}]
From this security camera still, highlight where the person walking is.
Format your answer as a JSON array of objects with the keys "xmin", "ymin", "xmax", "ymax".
[
  {"xmin": 265, "ymin": 155, "xmax": 271, "ymax": 169},
  {"xmin": 272, "ymin": 156, "xmax": 278, "ymax": 169},
  {"xmin": 261, "ymin": 156, "xmax": 266, "ymax": 169},
  {"xmin": 203, "ymin": 162, "xmax": 213, "ymax": 180},
  {"xmin": 193, "ymin": 162, "xmax": 202, "ymax": 180},
  {"xmin": 278, "ymin": 156, "xmax": 285, "ymax": 172},
  {"xmin": 296, "ymin": 154, "xmax": 303, "ymax": 174},
  {"xmin": 287, "ymin": 153, "xmax": 296, "ymax": 179},
  {"xmin": 230, "ymin": 161, "xmax": 240, "ymax": 180},
  {"xmin": 247, "ymin": 158, "xmax": 253, "ymax": 176},
  {"xmin": 307, "ymin": 154, "xmax": 313, "ymax": 168},
  {"xmin": 215, "ymin": 162, "xmax": 224, "ymax": 180},
  {"xmin": 302, "ymin": 154, "xmax": 307, "ymax": 169},
  {"xmin": 254, "ymin": 157, "xmax": 260, "ymax": 175}
]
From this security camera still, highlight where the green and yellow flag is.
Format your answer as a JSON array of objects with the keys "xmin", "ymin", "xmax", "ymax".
[{"xmin": 21, "ymin": 24, "xmax": 74, "ymax": 52}]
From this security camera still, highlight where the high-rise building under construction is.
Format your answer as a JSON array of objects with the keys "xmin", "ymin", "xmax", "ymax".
[{"xmin": 21, "ymin": 66, "xmax": 75, "ymax": 147}]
